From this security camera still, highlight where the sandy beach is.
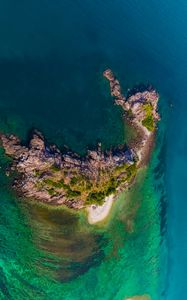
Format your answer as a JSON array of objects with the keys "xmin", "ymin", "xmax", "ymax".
[
  {"xmin": 86, "ymin": 129, "xmax": 155, "ymax": 225},
  {"xmin": 87, "ymin": 194, "xmax": 114, "ymax": 224}
]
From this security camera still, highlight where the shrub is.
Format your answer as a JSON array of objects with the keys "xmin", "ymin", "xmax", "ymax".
[
  {"xmin": 34, "ymin": 170, "xmax": 41, "ymax": 177},
  {"xmin": 44, "ymin": 178, "xmax": 55, "ymax": 186},
  {"xmin": 143, "ymin": 103, "xmax": 152, "ymax": 114},
  {"xmin": 86, "ymin": 191, "xmax": 105, "ymax": 205},
  {"xmin": 47, "ymin": 188, "xmax": 56, "ymax": 195},
  {"xmin": 142, "ymin": 103, "xmax": 155, "ymax": 131},
  {"xmin": 67, "ymin": 190, "xmax": 81, "ymax": 198},
  {"xmin": 106, "ymin": 186, "xmax": 116, "ymax": 196},
  {"xmin": 44, "ymin": 178, "xmax": 69, "ymax": 190},
  {"xmin": 142, "ymin": 115, "xmax": 155, "ymax": 132},
  {"xmin": 50, "ymin": 164, "xmax": 60, "ymax": 172},
  {"xmin": 126, "ymin": 163, "xmax": 137, "ymax": 181},
  {"xmin": 86, "ymin": 181, "xmax": 93, "ymax": 190},
  {"xmin": 70, "ymin": 177, "xmax": 78, "ymax": 185}
]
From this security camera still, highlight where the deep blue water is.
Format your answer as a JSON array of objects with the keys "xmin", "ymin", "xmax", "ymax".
[{"xmin": 0, "ymin": 0, "xmax": 187, "ymax": 299}]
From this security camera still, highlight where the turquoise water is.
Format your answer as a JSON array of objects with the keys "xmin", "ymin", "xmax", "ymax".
[{"xmin": 0, "ymin": 0, "xmax": 186, "ymax": 299}]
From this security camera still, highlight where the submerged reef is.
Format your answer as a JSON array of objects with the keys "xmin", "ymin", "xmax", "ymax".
[{"xmin": 0, "ymin": 69, "xmax": 159, "ymax": 215}]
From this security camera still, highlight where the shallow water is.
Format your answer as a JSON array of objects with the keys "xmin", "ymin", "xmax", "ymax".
[
  {"xmin": 0, "ymin": 148, "xmax": 164, "ymax": 299},
  {"xmin": 0, "ymin": 0, "xmax": 187, "ymax": 299}
]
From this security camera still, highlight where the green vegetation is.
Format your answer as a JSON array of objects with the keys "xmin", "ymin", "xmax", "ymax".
[
  {"xmin": 50, "ymin": 164, "xmax": 61, "ymax": 172},
  {"xmin": 86, "ymin": 191, "xmax": 106, "ymax": 205},
  {"xmin": 67, "ymin": 190, "xmax": 81, "ymax": 198},
  {"xmin": 44, "ymin": 178, "xmax": 67, "ymax": 189},
  {"xmin": 115, "ymin": 163, "xmax": 127, "ymax": 172},
  {"xmin": 47, "ymin": 188, "xmax": 56, "ymax": 196},
  {"xmin": 142, "ymin": 115, "xmax": 154, "ymax": 131},
  {"xmin": 35, "ymin": 181, "xmax": 45, "ymax": 189},
  {"xmin": 105, "ymin": 186, "xmax": 116, "ymax": 195},
  {"xmin": 36, "ymin": 161, "xmax": 137, "ymax": 205},
  {"xmin": 85, "ymin": 181, "xmax": 93, "ymax": 190},
  {"xmin": 126, "ymin": 163, "xmax": 137, "ymax": 181},
  {"xmin": 108, "ymin": 177, "xmax": 118, "ymax": 189},
  {"xmin": 43, "ymin": 177, "xmax": 82, "ymax": 198},
  {"xmin": 142, "ymin": 103, "xmax": 155, "ymax": 131},
  {"xmin": 34, "ymin": 170, "xmax": 42, "ymax": 177},
  {"xmin": 53, "ymin": 181, "xmax": 66, "ymax": 189},
  {"xmin": 126, "ymin": 108, "xmax": 133, "ymax": 118},
  {"xmin": 85, "ymin": 177, "xmax": 118, "ymax": 205},
  {"xmin": 84, "ymin": 163, "xmax": 137, "ymax": 205},
  {"xmin": 86, "ymin": 178, "xmax": 118, "ymax": 205},
  {"xmin": 70, "ymin": 177, "xmax": 78, "ymax": 185},
  {"xmin": 44, "ymin": 178, "xmax": 54, "ymax": 186},
  {"xmin": 143, "ymin": 103, "xmax": 153, "ymax": 115}
]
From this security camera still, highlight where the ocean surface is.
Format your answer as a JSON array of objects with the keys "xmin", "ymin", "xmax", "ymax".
[{"xmin": 0, "ymin": 0, "xmax": 187, "ymax": 299}]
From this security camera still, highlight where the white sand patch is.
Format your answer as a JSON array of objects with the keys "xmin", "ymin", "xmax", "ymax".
[{"xmin": 87, "ymin": 194, "xmax": 114, "ymax": 224}]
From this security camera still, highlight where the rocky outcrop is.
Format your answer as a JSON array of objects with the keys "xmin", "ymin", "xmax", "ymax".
[
  {"xmin": 0, "ymin": 69, "xmax": 159, "ymax": 209},
  {"xmin": 103, "ymin": 69, "xmax": 127, "ymax": 108},
  {"xmin": 103, "ymin": 69, "xmax": 159, "ymax": 162},
  {"xmin": 103, "ymin": 69, "xmax": 159, "ymax": 126},
  {"xmin": 0, "ymin": 129, "xmax": 135, "ymax": 208}
]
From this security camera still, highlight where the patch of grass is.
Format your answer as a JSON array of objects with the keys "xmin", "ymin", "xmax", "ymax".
[
  {"xmin": 142, "ymin": 115, "xmax": 155, "ymax": 131},
  {"xmin": 50, "ymin": 164, "xmax": 61, "ymax": 172},
  {"xmin": 47, "ymin": 188, "xmax": 56, "ymax": 196},
  {"xmin": 34, "ymin": 170, "xmax": 41, "ymax": 177},
  {"xmin": 53, "ymin": 180, "xmax": 68, "ymax": 189},
  {"xmin": 142, "ymin": 103, "xmax": 155, "ymax": 131},
  {"xmin": 85, "ymin": 176, "xmax": 120, "ymax": 205},
  {"xmin": 67, "ymin": 190, "xmax": 81, "ymax": 198},
  {"xmin": 44, "ymin": 178, "xmax": 69, "ymax": 190},
  {"xmin": 35, "ymin": 181, "xmax": 45, "ymax": 189},
  {"xmin": 86, "ymin": 191, "xmax": 105, "ymax": 205},
  {"xmin": 126, "ymin": 163, "xmax": 137, "ymax": 181},
  {"xmin": 70, "ymin": 177, "xmax": 78, "ymax": 185},
  {"xmin": 105, "ymin": 186, "xmax": 116, "ymax": 196},
  {"xmin": 37, "ymin": 162, "xmax": 137, "ymax": 204},
  {"xmin": 43, "ymin": 177, "xmax": 81, "ymax": 198},
  {"xmin": 114, "ymin": 163, "xmax": 128, "ymax": 173},
  {"xmin": 143, "ymin": 103, "xmax": 153, "ymax": 114},
  {"xmin": 85, "ymin": 181, "xmax": 93, "ymax": 190},
  {"xmin": 44, "ymin": 178, "xmax": 55, "ymax": 186}
]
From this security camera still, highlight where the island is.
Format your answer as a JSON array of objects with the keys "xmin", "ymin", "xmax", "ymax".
[{"xmin": 0, "ymin": 69, "xmax": 160, "ymax": 224}]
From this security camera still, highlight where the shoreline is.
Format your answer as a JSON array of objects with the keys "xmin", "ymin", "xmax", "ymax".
[
  {"xmin": 86, "ymin": 194, "xmax": 114, "ymax": 224},
  {"xmin": 0, "ymin": 69, "xmax": 160, "ymax": 225},
  {"xmin": 86, "ymin": 129, "xmax": 154, "ymax": 224}
]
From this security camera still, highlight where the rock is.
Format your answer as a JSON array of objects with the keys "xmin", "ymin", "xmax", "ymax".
[
  {"xmin": 0, "ymin": 69, "xmax": 159, "ymax": 210},
  {"xmin": 103, "ymin": 69, "xmax": 115, "ymax": 81},
  {"xmin": 29, "ymin": 131, "xmax": 45, "ymax": 151}
]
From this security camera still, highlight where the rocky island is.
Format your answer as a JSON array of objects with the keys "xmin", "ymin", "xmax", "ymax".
[{"xmin": 0, "ymin": 69, "xmax": 159, "ymax": 224}]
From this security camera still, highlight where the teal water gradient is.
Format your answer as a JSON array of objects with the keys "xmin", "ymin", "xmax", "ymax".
[{"xmin": 0, "ymin": 0, "xmax": 186, "ymax": 299}]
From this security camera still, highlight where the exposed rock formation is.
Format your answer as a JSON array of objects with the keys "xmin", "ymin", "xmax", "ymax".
[
  {"xmin": 103, "ymin": 69, "xmax": 160, "ymax": 162},
  {"xmin": 0, "ymin": 69, "xmax": 159, "ymax": 209}
]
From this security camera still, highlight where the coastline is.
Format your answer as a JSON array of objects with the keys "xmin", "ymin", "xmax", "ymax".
[
  {"xmin": 86, "ymin": 194, "xmax": 114, "ymax": 224},
  {"xmin": 0, "ymin": 69, "xmax": 160, "ymax": 225},
  {"xmin": 86, "ymin": 130, "xmax": 154, "ymax": 224}
]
